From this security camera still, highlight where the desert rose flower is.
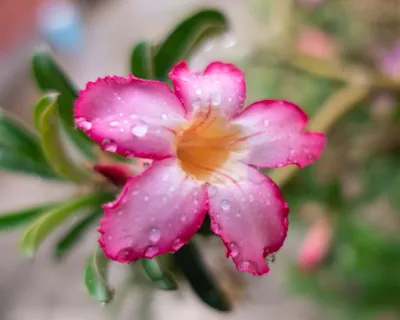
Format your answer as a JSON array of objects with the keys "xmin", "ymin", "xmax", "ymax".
[{"xmin": 75, "ymin": 61, "xmax": 326, "ymax": 275}]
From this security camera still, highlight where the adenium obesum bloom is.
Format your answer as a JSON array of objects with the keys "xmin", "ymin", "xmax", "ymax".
[{"xmin": 75, "ymin": 61, "xmax": 326, "ymax": 275}]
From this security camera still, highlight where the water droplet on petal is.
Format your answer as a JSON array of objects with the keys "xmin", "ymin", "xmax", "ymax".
[
  {"xmin": 144, "ymin": 246, "xmax": 159, "ymax": 258},
  {"xmin": 276, "ymin": 162, "xmax": 285, "ymax": 168},
  {"xmin": 238, "ymin": 260, "xmax": 258, "ymax": 274},
  {"xmin": 192, "ymin": 98, "xmax": 201, "ymax": 109},
  {"xmin": 195, "ymin": 88, "xmax": 202, "ymax": 96},
  {"xmin": 149, "ymin": 227, "xmax": 161, "ymax": 243},
  {"xmin": 264, "ymin": 120, "xmax": 270, "ymax": 127},
  {"xmin": 144, "ymin": 195, "xmax": 150, "ymax": 202},
  {"xmin": 211, "ymin": 222, "xmax": 221, "ymax": 234},
  {"xmin": 207, "ymin": 185, "xmax": 217, "ymax": 197},
  {"xmin": 109, "ymin": 120, "xmax": 120, "ymax": 127},
  {"xmin": 220, "ymin": 199, "xmax": 231, "ymax": 211},
  {"xmin": 265, "ymin": 253, "xmax": 276, "ymax": 264},
  {"xmin": 211, "ymin": 91, "xmax": 221, "ymax": 106},
  {"xmin": 132, "ymin": 120, "xmax": 148, "ymax": 137},
  {"xmin": 77, "ymin": 118, "xmax": 92, "ymax": 131},
  {"xmin": 307, "ymin": 153, "xmax": 315, "ymax": 161},
  {"xmin": 172, "ymin": 238, "xmax": 183, "ymax": 251},
  {"xmin": 101, "ymin": 139, "xmax": 118, "ymax": 153},
  {"xmin": 180, "ymin": 215, "xmax": 187, "ymax": 222},
  {"xmin": 161, "ymin": 113, "xmax": 168, "ymax": 120},
  {"xmin": 229, "ymin": 242, "xmax": 240, "ymax": 258},
  {"xmin": 132, "ymin": 190, "xmax": 139, "ymax": 196}
]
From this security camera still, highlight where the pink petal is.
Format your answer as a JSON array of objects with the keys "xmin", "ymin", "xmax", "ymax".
[
  {"xmin": 169, "ymin": 61, "xmax": 246, "ymax": 119},
  {"xmin": 99, "ymin": 158, "xmax": 208, "ymax": 262},
  {"xmin": 207, "ymin": 165, "xmax": 289, "ymax": 275},
  {"xmin": 75, "ymin": 76, "xmax": 187, "ymax": 159},
  {"xmin": 231, "ymin": 100, "xmax": 326, "ymax": 168}
]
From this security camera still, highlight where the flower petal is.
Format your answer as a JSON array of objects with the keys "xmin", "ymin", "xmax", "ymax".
[
  {"xmin": 99, "ymin": 158, "xmax": 207, "ymax": 262},
  {"xmin": 207, "ymin": 165, "xmax": 289, "ymax": 275},
  {"xmin": 169, "ymin": 61, "xmax": 246, "ymax": 119},
  {"xmin": 75, "ymin": 76, "xmax": 187, "ymax": 159},
  {"xmin": 231, "ymin": 100, "xmax": 326, "ymax": 168}
]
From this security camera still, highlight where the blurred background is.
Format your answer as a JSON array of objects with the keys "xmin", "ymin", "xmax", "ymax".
[{"xmin": 0, "ymin": 0, "xmax": 400, "ymax": 319}]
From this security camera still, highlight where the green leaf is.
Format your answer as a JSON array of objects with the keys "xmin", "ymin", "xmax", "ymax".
[
  {"xmin": 31, "ymin": 50, "xmax": 96, "ymax": 160},
  {"xmin": 21, "ymin": 192, "xmax": 107, "ymax": 257},
  {"xmin": 0, "ymin": 110, "xmax": 59, "ymax": 178},
  {"xmin": 36, "ymin": 94, "xmax": 93, "ymax": 184},
  {"xmin": 173, "ymin": 240, "xmax": 231, "ymax": 311},
  {"xmin": 84, "ymin": 247, "xmax": 114, "ymax": 303},
  {"xmin": 141, "ymin": 257, "xmax": 178, "ymax": 290},
  {"xmin": 130, "ymin": 40, "xmax": 154, "ymax": 79},
  {"xmin": 54, "ymin": 209, "xmax": 102, "ymax": 260},
  {"xmin": 0, "ymin": 204, "xmax": 56, "ymax": 231},
  {"xmin": 154, "ymin": 9, "xmax": 228, "ymax": 80}
]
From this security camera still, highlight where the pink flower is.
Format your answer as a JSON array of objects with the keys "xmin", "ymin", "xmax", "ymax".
[
  {"xmin": 75, "ymin": 61, "xmax": 326, "ymax": 275},
  {"xmin": 297, "ymin": 217, "xmax": 333, "ymax": 272}
]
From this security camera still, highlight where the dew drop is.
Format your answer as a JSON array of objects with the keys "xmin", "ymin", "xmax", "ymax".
[
  {"xmin": 192, "ymin": 98, "xmax": 201, "ymax": 109},
  {"xmin": 144, "ymin": 246, "xmax": 159, "ymax": 258},
  {"xmin": 276, "ymin": 162, "xmax": 284, "ymax": 168},
  {"xmin": 265, "ymin": 253, "xmax": 276, "ymax": 264},
  {"xmin": 264, "ymin": 120, "xmax": 270, "ymax": 127},
  {"xmin": 161, "ymin": 113, "xmax": 168, "ymax": 120},
  {"xmin": 109, "ymin": 120, "xmax": 120, "ymax": 127},
  {"xmin": 229, "ymin": 242, "xmax": 240, "ymax": 258},
  {"xmin": 195, "ymin": 88, "xmax": 202, "ymax": 96},
  {"xmin": 172, "ymin": 238, "xmax": 183, "ymax": 251},
  {"xmin": 220, "ymin": 199, "xmax": 231, "ymax": 211},
  {"xmin": 77, "ymin": 118, "xmax": 92, "ymax": 131},
  {"xmin": 211, "ymin": 222, "xmax": 221, "ymax": 234},
  {"xmin": 207, "ymin": 185, "xmax": 217, "ymax": 197},
  {"xmin": 132, "ymin": 190, "xmax": 139, "ymax": 196},
  {"xmin": 144, "ymin": 195, "xmax": 150, "ymax": 202},
  {"xmin": 101, "ymin": 139, "xmax": 118, "ymax": 153},
  {"xmin": 306, "ymin": 153, "xmax": 315, "ymax": 161},
  {"xmin": 211, "ymin": 91, "xmax": 222, "ymax": 106},
  {"xmin": 238, "ymin": 260, "xmax": 258, "ymax": 274},
  {"xmin": 149, "ymin": 227, "xmax": 161, "ymax": 243},
  {"xmin": 131, "ymin": 121, "xmax": 148, "ymax": 137},
  {"xmin": 180, "ymin": 215, "xmax": 187, "ymax": 222},
  {"xmin": 119, "ymin": 113, "xmax": 124, "ymax": 117}
]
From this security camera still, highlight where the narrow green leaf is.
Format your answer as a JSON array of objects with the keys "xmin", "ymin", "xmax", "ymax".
[
  {"xmin": 0, "ymin": 204, "xmax": 56, "ymax": 231},
  {"xmin": 54, "ymin": 209, "xmax": 102, "ymax": 260},
  {"xmin": 130, "ymin": 40, "xmax": 154, "ymax": 79},
  {"xmin": 154, "ymin": 9, "xmax": 228, "ymax": 80},
  {"xmin": 84, "ymin": 247, "xmax": 114, "ymax": 303},
  {"xmin": 21, "ymin": 192, "xmax": 106, "ymax": 257},
  {"xmin": 173, "ymin": 240, "xmax": 231, "ymax": 311},
  {"xmin": 31, "ymin": 50, "xmax": 96, "ymax": 160},
  {"xmin": 0, "ymin": 110, "xmax": 59, "ymax": 178},
  {"xmin": 141, "ymin": 257, "xmax": 178, "ymax": 290},
  {"xmin": 36, "ymin": 94, "xmax": 93, "ymax": 184}
]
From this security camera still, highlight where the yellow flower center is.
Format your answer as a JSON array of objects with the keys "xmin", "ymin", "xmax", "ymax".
[{"xmin": 176, "ymin": 106, "xmax": 244, "ymax": 184}]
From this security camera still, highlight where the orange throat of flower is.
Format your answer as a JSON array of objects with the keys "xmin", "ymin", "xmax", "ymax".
[{"xmin": 176, "ymin": 107, "xmax": 244, "ymax": 184}]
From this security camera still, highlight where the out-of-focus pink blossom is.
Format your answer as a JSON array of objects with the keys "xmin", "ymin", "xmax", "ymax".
[
  {"xmin": 380, "ymin": 41, "xmax": 400, "ymax": 80},
  {"xmin": 298, "ymin": 217, "xmax": 333, "ymax": 272},
  {"xmin": 75, "ymin": 61, "xmax": 326, "ymax": 275},
  {"xmin": 297, "ymin": 27, "xmax": 338, "ymax": 60}
]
